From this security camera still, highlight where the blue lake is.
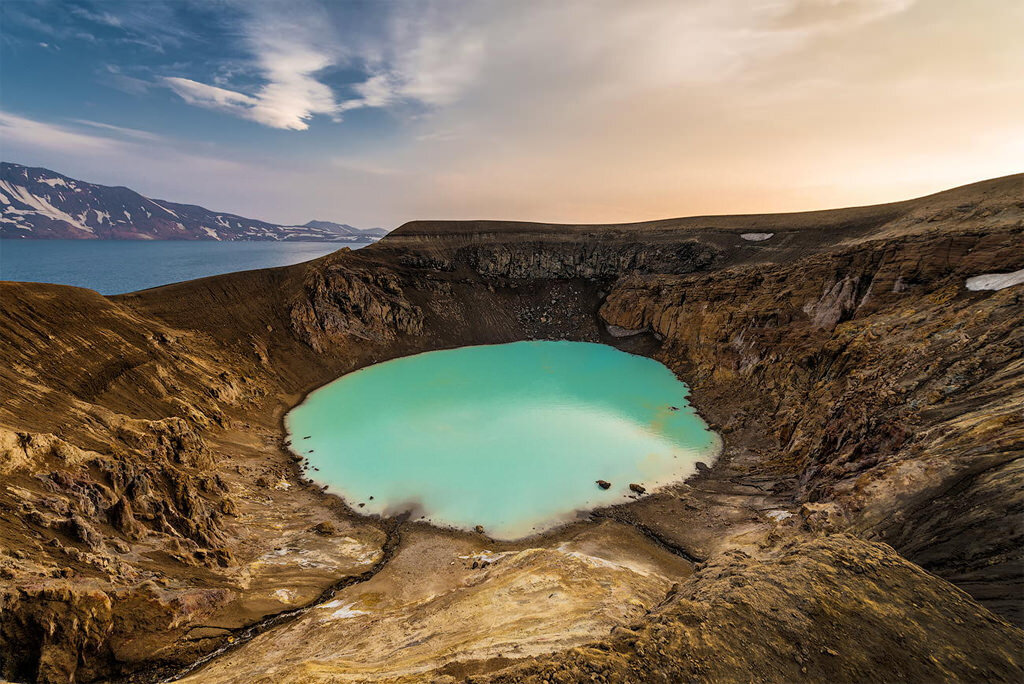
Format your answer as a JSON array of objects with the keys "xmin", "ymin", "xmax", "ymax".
[
  {"xmin": 0, "ymin": 239, "xmax": 359, "ymax": 294},
  {"xmin": 287, "ymin": 341, "xmax": 719, "ymax": 539}
]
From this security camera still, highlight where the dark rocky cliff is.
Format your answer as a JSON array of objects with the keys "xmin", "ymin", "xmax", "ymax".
[{"xmin": 1, "ymin": 174, "xmax": 1021, "ymax": 683}]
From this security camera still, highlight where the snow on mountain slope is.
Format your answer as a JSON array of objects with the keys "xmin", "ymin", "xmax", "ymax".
[
  {"xmin": 301, "ymin": 220, "xmax": 388, "ymax": 238},
  {"xmin": 0, "ymin": 162, "xmax": 386, "ymax": 241}
]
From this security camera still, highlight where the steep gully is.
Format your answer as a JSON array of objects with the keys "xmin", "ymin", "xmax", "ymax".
[{"xmin": 162, "ymin": 516, "xmax": 407, "ymax": 682}]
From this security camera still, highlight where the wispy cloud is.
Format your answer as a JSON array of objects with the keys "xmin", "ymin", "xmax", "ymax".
[
  {"xmin": 162, "ymin": 4, "xmax": 344, "ymax": 130},
  {"xmin": 164, "ymin": 78, "xmax": 265, "ymax": 120},
  {"xmin": 163, "ymin": 46, "xmax": 339, "ymax": 131},
  {"xmin": 0, "ymin": 109, "xmax": 260, "ymax": 181},
  {"xmin": 0, "ymin": 111, "xmax": 120, "ymax": 153},
  {"xmin": 2, "ymin": 0, "xmax": 193, "ymax": 51},
  {"xmin": 67, "ymin": 118, "xmax": 165, "ymax": 142},
  {"xmin": 158, "ymin": 0, "xmax": 487, "ymax": 130},
  {"xmin": 160, "ymin": 0, "xmax": 917, "ymax": 132},
  {"xmin": 0, "ymin": 109, "xmax": 318, "ymax": 220},
  {"xmin": 69, "ymin": 5, "xmax": 124, "ymax": 29},
  {"xmin": 5, "ymin": 0, "xmax": 1022, "ymax": 229},
  {"xmin": 98, "ymin": 63, "xmax": 152, "ymax": 95}
]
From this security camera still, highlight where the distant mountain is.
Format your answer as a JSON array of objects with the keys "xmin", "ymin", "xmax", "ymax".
[
  {"xmin": 0, "ymin": 162, "xmax": 386, "ymax": 241},
  {"xmin": 302, "ymin": 220, "xmax": 388, "ymax": 239}
]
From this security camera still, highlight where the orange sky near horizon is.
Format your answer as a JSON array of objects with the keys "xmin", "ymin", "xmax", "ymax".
[{"xmin": 1, "ymin": 0, "xmax": 1022, "ymax": 227}]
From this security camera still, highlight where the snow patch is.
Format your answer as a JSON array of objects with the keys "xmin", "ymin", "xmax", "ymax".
[
  {"xmin": 965, "ymin": 269, "xmax": 1024, "ymax": 292},
  {"xmin": 38, "ymin": 177, "xmax": 68, "ymax": 188},
  {"xmin": 741, "ymin": 232, "xmax": 774, "ymax": 242},
  {"xmin": 151, "ymin": 200, "xmax": 179, "ymax": 218},
  {"xmin": 0, "ymin": 216, "xmax": 32, "ymax": 229},
  {"xmin": 0, "ymin": 180, "xmax": 94, "ymax": 232}
]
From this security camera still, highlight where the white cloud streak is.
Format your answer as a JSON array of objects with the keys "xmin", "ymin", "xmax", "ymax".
[
  {"xmin": 0, "ymin": 111, "xmax": 119, "ymax": 152},
  {"xmin": 162, "ymin": 1, "xmax": 922, "ymax": 132},
  {"xmin": 0, "ymin": 110, "xmax": 303, "ymax": 217},
  {"xmin": 9, "ymin": 0, "xmax": 1024, "ymax": 229},
  {"xmin": 68, "ymin": 118, "xmax": 165, "ymax": 142},
  {"xmin": 162, "ymin": 3, "xmax": 346, "ymax": 130},
  {"xmin": 163, "ymin": 43, "xmax": 341, "ymax": 132}
]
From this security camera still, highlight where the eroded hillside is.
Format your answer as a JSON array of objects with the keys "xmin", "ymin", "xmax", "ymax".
[{"xmin": 1, "ymin": 175, "xmax": 1022, "ymax": 683}]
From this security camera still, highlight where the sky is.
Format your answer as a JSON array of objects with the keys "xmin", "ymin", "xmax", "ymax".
[{"xmin": 1, "ymin": 0, "xmax": 1022, "ymax": 229}]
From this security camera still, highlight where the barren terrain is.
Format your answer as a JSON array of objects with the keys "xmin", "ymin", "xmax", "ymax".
[{"xmin": 1, "ymin": 174, "xmax": 1022, "ymax": 683}]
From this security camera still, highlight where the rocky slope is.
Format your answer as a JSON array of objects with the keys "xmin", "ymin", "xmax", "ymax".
[
  {"xmin": 0, "ymin": 174, "xmax": 1021, "ymax": 683},
  {"xmin": 0, "ymin": 162, "xmax": 382, "ymax": 241}
]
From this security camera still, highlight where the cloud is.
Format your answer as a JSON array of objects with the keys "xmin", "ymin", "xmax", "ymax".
[
  {"xmin": 1, "ymin": 110, "xmax": 262, "ymax": 187},
  {"xmin": 766, "ymin": 0, "xmax": 917, "ymax": 31},
  {"xmin": 161, "ymin": 4, "xmax": 345, "ymax": 130},
  {"xmin": 68, "ymin": 118, "xmax": 165, "ymax": 142},
  {"xmin": 0, "ymin": 109, "xmax": 338, "ymax": 222},
  {"xmin": 3, "ymin": 0, "xmax": 191, "ymax": 51},
  {"xmin": 0, "ymin": 111, "xmax": 121, "ymax": 153},
  {"xmin": 7, "ymin": 0, "xmax": 1022, "ymax": 230},
  {"xmin": 69, "ymin": 6, "xmax": 124, "ymax": 28},
  {"xmin": 158, "ymin": 0, "xmax": 489, "ymax": 130},
  {"xmin": 163, "ymin": 47, "xmax": 339, "ymax": 131},
  {"xmin": 164, "ymin": 78, "xmax": 262, "ymax": 118}
]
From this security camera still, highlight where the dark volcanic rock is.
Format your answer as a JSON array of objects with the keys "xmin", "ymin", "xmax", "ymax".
[{"xmin": 1, "ymin": 173, "xmax": 1022, "ymax": 681}]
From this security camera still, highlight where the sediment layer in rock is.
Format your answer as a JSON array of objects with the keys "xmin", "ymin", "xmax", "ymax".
[{"xmin": 1, "ymin": 174, "xmax": 1021, "ymax": 683}]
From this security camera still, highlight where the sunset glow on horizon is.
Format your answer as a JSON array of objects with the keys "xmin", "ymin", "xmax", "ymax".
[{"xmin": 2, "ymin": 0, "xmax": 1022, "ymax": 228}]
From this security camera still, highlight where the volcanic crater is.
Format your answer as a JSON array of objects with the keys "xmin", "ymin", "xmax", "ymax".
[{"xmin": 1, "ymin": 174, "xmax": 1022, "ymax": 683}]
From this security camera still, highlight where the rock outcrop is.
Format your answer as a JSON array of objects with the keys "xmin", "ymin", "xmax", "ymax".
[
  {"xmin": 483, "ymin": 535, "xmax": 1023, "ymax": 684},
  {"xmin": 1, "ymin": 174, "xmax": 1021, "ymax": 682}
]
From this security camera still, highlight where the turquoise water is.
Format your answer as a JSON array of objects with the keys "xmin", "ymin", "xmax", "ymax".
[
  {"xmin": 286, "ymin": 341, "xmax": 719, "ymax": 539},
  {"xmin": 0, "ymin": 239, "xmax": 360, "ymax": 294}
]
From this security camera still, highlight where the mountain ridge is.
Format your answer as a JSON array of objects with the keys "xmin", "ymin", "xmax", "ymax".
[
  {"xmin": 0, "ymin": 161, "xmax": 385, "ymax": 242},
  {"xmin": 302, "ymin": 219, "xmax": 388, "ymax": 238}
]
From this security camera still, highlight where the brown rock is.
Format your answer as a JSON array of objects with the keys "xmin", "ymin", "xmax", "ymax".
[{"xmin": 312, "ymin": 521, "xmax": 336, "ymax": 536}]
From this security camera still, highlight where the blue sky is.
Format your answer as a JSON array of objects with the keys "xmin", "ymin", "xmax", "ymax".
[{"xmin": 1, "ymin": 0, "xmax": 1022, "ymax": 227}]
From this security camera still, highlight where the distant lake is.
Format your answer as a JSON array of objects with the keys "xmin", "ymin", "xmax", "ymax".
[{"xmin": 0, "ymin": 239, "xmax": 364, "ymax": 295}]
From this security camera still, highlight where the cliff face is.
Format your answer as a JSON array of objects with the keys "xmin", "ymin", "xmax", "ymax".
[
  {"xmin": 0, "ymin": 284, "xmax": 265, "ymax": 682},
  {"xmin": 598, "ymin": 232, "xmax": 1024, "ymax": 621},
  {"xmin": 1, "ymin": 175, "xmax": 1022, "ymax": 683},
  {"xmin": 0, "ymin": 282, "xmax": 390, "ymax": 683}
]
